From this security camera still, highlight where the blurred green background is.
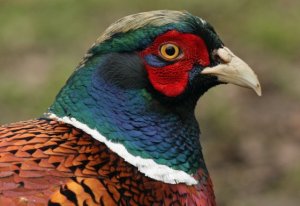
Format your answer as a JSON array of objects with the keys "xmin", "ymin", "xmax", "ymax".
[{"xmin": 0, "ymin": 0, "xmax": 299, "ymax": 205}]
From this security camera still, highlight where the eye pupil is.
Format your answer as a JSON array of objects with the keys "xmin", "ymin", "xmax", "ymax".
[
  {"xmin": 165, "ymin": 46, "xmax": 176, "ymax": 56},
  {"xmin": 160, "ymin": 43, "xmax": 180, "ymax": 60}
]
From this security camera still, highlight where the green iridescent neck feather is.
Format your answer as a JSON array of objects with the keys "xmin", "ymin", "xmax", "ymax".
[{"xmin": 49, "ymin": 53, "xmax": 207, "ymax": 175}]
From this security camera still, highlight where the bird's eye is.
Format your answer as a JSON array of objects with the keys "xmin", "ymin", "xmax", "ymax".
[{"xmin": 159, "ymin": 43, "xmax": 180, "ymax": 61}]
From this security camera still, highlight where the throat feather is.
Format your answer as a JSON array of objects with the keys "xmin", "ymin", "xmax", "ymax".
[{"xmin": 48, "ymin": 55, "xmax": 207, "ymax": 185}]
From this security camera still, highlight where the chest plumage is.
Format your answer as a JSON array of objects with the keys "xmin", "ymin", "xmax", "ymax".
[{"xmin": 0, "ymin": 120, "xmax": 214, "ymax": 205}]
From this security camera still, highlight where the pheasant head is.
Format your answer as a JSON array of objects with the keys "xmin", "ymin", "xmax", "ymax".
[{"xmin": 48, "ymin": 10, "xmax": 261, "ymax": 185}]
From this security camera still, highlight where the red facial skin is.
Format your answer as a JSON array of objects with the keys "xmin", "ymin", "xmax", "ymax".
[{"xmin": 140, "ymin": 30, "xmax": 210, "ymax": 97}]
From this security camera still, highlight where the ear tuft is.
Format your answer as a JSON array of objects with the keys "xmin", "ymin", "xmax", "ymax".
[{"xmin": 98, "ymin": 53, "xmax": 148, "ymax": 89}]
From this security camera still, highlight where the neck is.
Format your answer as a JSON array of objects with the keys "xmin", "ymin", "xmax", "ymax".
[{"xmin": 48, "ymin": 55, "xmax": 208, "ymax": 185}]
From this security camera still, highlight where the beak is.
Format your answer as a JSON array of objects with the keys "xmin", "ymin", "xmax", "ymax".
[{"xmin": 201, "ymin": 47, "xmax": 262, "ymax": 96}]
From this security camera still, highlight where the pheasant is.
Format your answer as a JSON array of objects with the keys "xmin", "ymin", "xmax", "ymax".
[{"xmin": 0, "ymin": 10, "xmax": 261, "ymax": 206}]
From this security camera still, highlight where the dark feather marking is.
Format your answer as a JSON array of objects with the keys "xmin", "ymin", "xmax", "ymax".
[
  {"xmin": 60, "ymin": 185, "xmax": 79, "ymax": 206},
  {"xmin": 100, "ymin": 196, "xmax": 105, "ymax": 206},
  {"xmin": 52, "ymin": 162, "xmax": 60, "ymax": 167},
  {"xmin": 92, "ymin": 158, "xmax": 111, "ymax": 172},
  {"xmin": 25, "ymin": 149, "xmax": 36, "ymax": 155},
  {"xmin": 9, "ymin": 150, "xmax": 18, "ymax": 155},
  {"xmin": 15, "ymin": 163, "xmax": 21, "ymax": 168},
  {"xmin": 81, "ymin": 179, "xmax": 97, "ymax": 203},
  {"xmin": 83, "ymin": 200, "xmax": 89, "ymax": 206},
  {"xmin": 97, "ymin": 178, "xmax": 118, "ymax": 204},
  {"xmin": 48, "ymin": 201, "xmax": 61, "ymax": 206},
  {"xmin": 69, "ymin": 165, "xmax": 77, "ymax": 172}
]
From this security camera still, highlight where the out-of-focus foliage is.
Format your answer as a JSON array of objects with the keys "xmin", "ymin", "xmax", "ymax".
[{"xmin": 0, "ymin": 0, "xmax": 299, "ymax": 205}]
